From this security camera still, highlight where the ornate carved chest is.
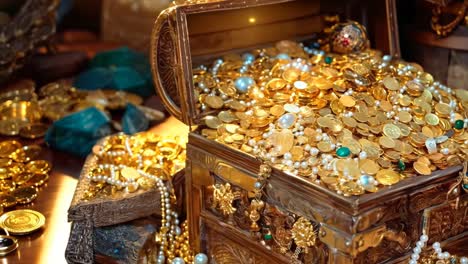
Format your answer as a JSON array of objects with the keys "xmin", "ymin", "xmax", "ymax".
[{"xmin": 150, "ymin": 0, "xmax": 468, "ymax": 263}]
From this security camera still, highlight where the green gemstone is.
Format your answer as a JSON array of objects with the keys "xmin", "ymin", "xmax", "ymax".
[
  {"xmin": 264, "ymin": 233, "xmax": 273, "ymax": 240},
  {"xmin": 398, "ymin": 160, "xmax": 406, "ymax": 171},
  {"xmin": 325, "ymin": 56, "xmax": 333, "ymax": 64},
  {"xmin": 454, "ymin": 119, "xmax": 464, "ymax": 130},
  {"xmin": 463, "ymin": 183, "xmax": 468, "ymax": 190},
  {"xmin": 336, "ymin": 147, "xmax": 351, "ymax": 158}
]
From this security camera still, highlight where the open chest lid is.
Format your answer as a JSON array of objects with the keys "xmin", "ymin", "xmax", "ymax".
[{"xmin": 150, "ymin": 0, "xmax": 400, "ymax": 126}]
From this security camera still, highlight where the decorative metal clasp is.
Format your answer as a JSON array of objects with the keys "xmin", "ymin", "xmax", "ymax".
[{"xmin": 211, "ymin": 183, "xmax": 241, "ymax": 216}]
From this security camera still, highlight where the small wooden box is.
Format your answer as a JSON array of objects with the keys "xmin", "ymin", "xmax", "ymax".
[{"xmin": 150, "ymin": 1, "xmax": 467, "ymax": 263}]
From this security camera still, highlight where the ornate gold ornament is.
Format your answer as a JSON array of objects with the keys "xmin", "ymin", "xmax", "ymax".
[
  {"xmin": 212, "ymin": 183, "xmax": 241, "ymax": 216},
  {"xmin": 291, "ymin": 217, "xmax": 316, "ymax": 251}
]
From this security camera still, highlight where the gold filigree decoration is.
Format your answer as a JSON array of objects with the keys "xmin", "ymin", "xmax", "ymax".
[
  {"xmin": 291, "ymin": 217, "xmax": 316, "ymax": 251},
  {"xmin": 212, "ymin": 183, "xmax": 241, "ymax": 216}
]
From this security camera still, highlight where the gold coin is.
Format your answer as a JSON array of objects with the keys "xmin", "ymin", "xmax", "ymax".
[
  {"xmin": 397, "ymin": 111, "xmax": 412, "ymax": 123},
  {"xmin": 0, "ymin": 209, "xmax": 45, "ymax": 235},
  {"xmin": 424, "ymin": 113, "xmax": 439, "ymax": 126},
  {"xmin": 267, "ymin": 78, "xmax": 287, "ymax": 90},
  {"xmin": 137, "ymin": 177, "xmax": 156, "ymax": 190},
  {"xmin": 0, "ymin": 141, "xmax": 22, "ymax": 157},
  {"xmin": 413, "ymin": 161, "xmax": 431, "ymax": 175},
  {"xmin": 339, "ymin": 95, "xmax": 356, "ymax": 107},
  {"xmin": 12, "ymin": 172, "xmax": 34, "ymax": 186},
  {"xmin": 22, "ymin": 145, "xmax": 42, "ymax": 162},
  {"xmin": 0, "ymin": 167, "xmax": 11, "ymax": 180},
  {"xmin": 376, "ymin": 169, "xmax": 401, "ymax": 185},
  {"xmin": 11, "ymin": 186, "xmax": 38, "ymax": 204},
  {"xmin": 218, "ymin": 111, "xmax": 237, "ymax": 123},
  {"xmin": 120, "ymin": 167, "xmax": 141, "ymax": 181},
  {"xmin": 9, "ymin": 149, "xmax": 27, "ymax": 163},
  {"xmin": 204, "ymin": 116, "xmax": 222, "ymax": 129},
  {"xmin": 23, "ymin": 173, "xmax": 49, "ymax": 187},
  {"xmin": 382, "ymin": 76, "xmax": 400, "ymax": 91},
  {"xmin": 383, "ymin": 124, "xmax": 401, "ymax": 139},
  {"xmin": 19, "ymin": 123, "xmax": 49, "ymax": 139},
  {"xmin": 360, "ymin": 159, "xmax": 380, "ymax": 175},
  {"xmin": 204, "ymin": 95, "xmax": 224, "ymax": 109},
  {"xmin": 434, "ymin": 103, "xmax": 451, "ymax": 116},
  {"xmin": 282, "ymin": 68, "xmax": 300, "ymax": 82},
  {"xmin": 0, "ymin": 194, "xmax": 17, "ymax": 208},
  {"xmin": 0, "ymin": 158, "xmax": 12, "ymax": 167},
  {"xmin": 0, "ymin": 180, "xmax": 15, "ymax": 192},
  {"xmin": 378, "ymin": 136, "xmax": 396, "ymax": 149},
  {"xmin": 0, "ymin": 120, "xmax": 24, "ymax": 136},
  {"xmin": 25, "ymin": 160, "xmax": 51, "ymax": 174}
]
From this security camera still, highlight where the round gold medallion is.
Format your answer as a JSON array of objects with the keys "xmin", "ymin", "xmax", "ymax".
[
  {"xmin": 25, "ymin": 160, "xmax": 51, "ymax": 174},
  {"xmin": 0, "ymin": 194, "xmax": 17, "ymax": 208},
  {"xmin": 375, "ymin": 169, "xmax": 401, "ymax": 186},
  {"xmin": 0, "ymin": 209, "xmax": 45, "ymax": 235}
]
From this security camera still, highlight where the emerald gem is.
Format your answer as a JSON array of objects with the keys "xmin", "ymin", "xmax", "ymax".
[
  {"xmin": 398, "ymin": 160, "xmax": 406, "ymax": 171},
  {"xmin": 454, "ymin": 120, "xmax": 464, "ymax": 130},
  {"xmin": 336, "ymin": 147, "xmax": 351, "ymax": 158},
  {"xmin": 463, "ymin": 183, "xmax": 468, "ymax": 190},
  {"xmin": 325, "ymin": 56, "xmax": 333, "ymax": 64},
  {"xmin": 264, "ymin": 233, "xmax": 273, "ymax": 240}
]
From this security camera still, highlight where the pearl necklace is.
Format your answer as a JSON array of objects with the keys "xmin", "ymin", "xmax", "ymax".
[
  {"xmin": 409, "ymin": 233, "xmax": 468, "ymax": 264},
  {"xmin": 87, "ymin": 134, "xmax": 208, "ymax": 264}
]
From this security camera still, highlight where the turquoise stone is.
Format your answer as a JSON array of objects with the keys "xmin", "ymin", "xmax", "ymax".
[
  {"xmin": 276, "ymin": 53, "xmax": 291, "ymax": 60},
  {"xmin": 45, "ymin": 107, "xmax": 111, "ymax": 157},
  {"xmin": 278, "ymin": 113, "xmax": 296, "ymax": 129},
  {"xmin": 264, "ymin": 233, "xmax": 273, "ymax": 240},
  {"xmin": 463, "ymin": 183, "xmax": 468, "ymax": 190},
  {"xmin": 398, "ymin": 160, "xmax": 406, "ymax": 171},
  {"xmin": 234, "ymin": 76, "xmax": 255, "ymax": 93},
  {"xmin": 122, "ymin": 104, "xmax": 149, "ymax": 135},
  {"xmin": 325, "ymin": 56, "xmax": 333, "ymax": 64},
  {"xmin": 74, "ymin": 47, "xmax": 154, "ymax": 97},
  {"xmin": 455, "ymin": 119, "xmax": 464, "ymax": 130},
  {"xmin": 336, "ymin": 147, "xmax": 351, "ymax": 157}
]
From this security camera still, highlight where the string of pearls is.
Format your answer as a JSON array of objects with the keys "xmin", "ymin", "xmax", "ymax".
[
  {"xmin": 409, "ymin": 233, "xmax": 468, "ymax": 264},
  {"xmin": 88, "ymin": 135, "xmax": 208, "ymax": 264}
]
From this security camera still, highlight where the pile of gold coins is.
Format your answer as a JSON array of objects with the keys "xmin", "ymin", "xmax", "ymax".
[
  {"xmin": 0, "ymin": 79, "xmax": 162, "ymax": 138},
  {"xmin": 85, "ymin": 133, "xmax": 208, "ymax": 264},
  {"xmin": 0, "ymin": 140, "xmax": 51, "ymax": 208},
  {"xmin": 194, "ymin": 40, "xmax": 468, "ymax": 196},
  {"xmin": 84, "ymin": 132, "xmax": 186, "ymax": 199}
]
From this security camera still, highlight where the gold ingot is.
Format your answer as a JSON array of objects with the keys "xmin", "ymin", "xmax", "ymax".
[{"xmin": 376, "ymin": 169, "xmax": 401, "ymax": 185}]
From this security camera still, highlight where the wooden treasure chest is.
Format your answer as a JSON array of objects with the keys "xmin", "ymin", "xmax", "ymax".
[{"xmin": 150, "ymin": 0, "xmax": 468, "ymax": 263}]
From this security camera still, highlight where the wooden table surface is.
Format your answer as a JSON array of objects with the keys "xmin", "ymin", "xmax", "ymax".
[{"xmin": 0, "ymin": 117, "xmax": 188, "ymax": 264}]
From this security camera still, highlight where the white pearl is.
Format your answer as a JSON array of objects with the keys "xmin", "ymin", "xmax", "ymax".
[
  {"xmin": 435, "ymin": 247, "xmax": 442, "ymax": 254},
  {"xmin": 460, "ymin": 257, "xmax": 468, "ymax": 264},
  {"xmin": 437, "ymin": 252, "xmax": 444, "ymax": 259},
  {"xmin": 443, "ymin": 252, "xmax": 450, "ymax": 259},
  {"xmin": 413, "ymin": 247, "xmax": 421, "ymax": 254},
  {"xmin": 283, "ymin": 152, "xmax": 292, "ymax": 160},
  {"xmin": 416, "ymin": 241, "xmax": 424, "ymax": 248},
  {"xmin": 432, "ymin": 242, "xmax": 441, "ymax": 249},
  {"xmin": 441, "ymin": 148, "xmax": 449, "ymax": 155},
  {"xmin": 420, "ymin": 234, "xmax": 428, "ymax": 242},
  {"xmin": 411, "ymin": 253, "xmax": 419, "ymax": 260},
  {"xmin": 171, "ymin": 257, "xmax": 185, "ymax": 264},
  {"xmin": 194, "ymin": 253, "xmax": 208, "ymax": 264},
  {"xmin": 310, "ymin": 148, "xmax": 319, "ymax": 156},
  {"xmin": 359, "ymin": 152, "xmax": 367, "ymax": 160},
  {"xmin": 409, "ymin": 260, "xmax": 416, "ymax": 264}
]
